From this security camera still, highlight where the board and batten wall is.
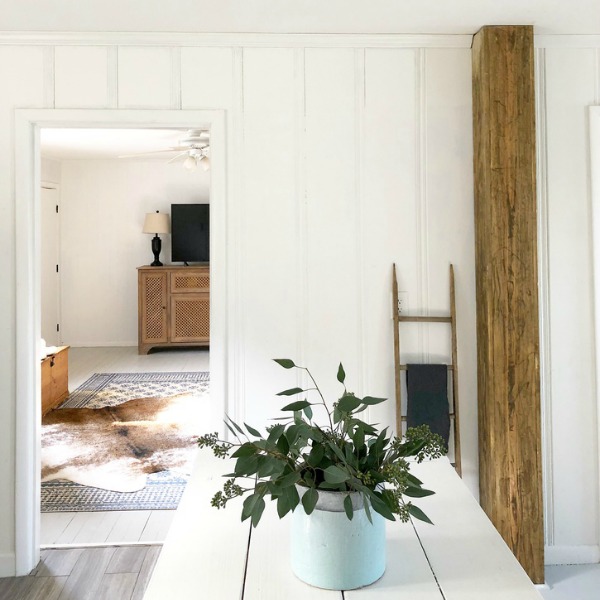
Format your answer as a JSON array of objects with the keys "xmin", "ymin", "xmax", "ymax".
[
  {"xmin": 0, "ymin": 32, "xmax": 598, "ymax": 575},
  {"xmin": 536, "ymin": 39, "xmax": 600, "ymax": 565},
  {"xmin": 0, "ymin": 37, "xmax": 476, "ymax": 575},
  {"xmin": 52, "ymin": 159, "xmax": 209, "ymax": 346}
]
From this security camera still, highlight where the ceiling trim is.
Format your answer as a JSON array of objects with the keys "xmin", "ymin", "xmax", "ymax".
[{"xmin": 0, "ymin": 31, "xmax": 473, "ymax": 48}]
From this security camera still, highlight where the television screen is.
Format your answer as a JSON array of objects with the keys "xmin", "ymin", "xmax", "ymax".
[{"xmin": 171, "ymin": 204, "xmax": 209, "ymax": 263}]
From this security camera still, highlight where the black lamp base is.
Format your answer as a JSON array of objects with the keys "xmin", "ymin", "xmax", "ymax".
[{"xmin": 150, "ymin": 234, "xmax": 163, "ymax": 267}]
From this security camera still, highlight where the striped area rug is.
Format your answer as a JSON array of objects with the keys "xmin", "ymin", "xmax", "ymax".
[{"xmin": 41, "ymin": 371, "xmax": 209, "ymax": 512}]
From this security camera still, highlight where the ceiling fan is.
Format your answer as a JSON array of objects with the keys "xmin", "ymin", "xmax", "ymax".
[{"xmin": 118, "ymin": 129, "xmax": 210, "ymax": 171}]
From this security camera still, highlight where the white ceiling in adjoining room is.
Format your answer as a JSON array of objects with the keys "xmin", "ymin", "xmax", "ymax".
[{"xmin": 40, "ymin": 128, "xmax": 193, "ymax": 160}]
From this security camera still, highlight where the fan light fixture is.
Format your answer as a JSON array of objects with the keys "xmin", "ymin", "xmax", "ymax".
[{"xmin": 119, "ymin": 129, "xmax": 211, "ymax": 171}]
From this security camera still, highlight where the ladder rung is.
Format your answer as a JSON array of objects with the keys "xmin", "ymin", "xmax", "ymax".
[
  {"xmin": 398, "ymin": 364, "xmax": 454, "ymax": 371},
  {"xmin": 397, "ymin": 315, "xmax": 452, "ymax": 323}
]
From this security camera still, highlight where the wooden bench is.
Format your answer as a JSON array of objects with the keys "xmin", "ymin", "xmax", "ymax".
[{"xmin": 143, "ymin": 453, "xmax": 543, "ymax": 599}]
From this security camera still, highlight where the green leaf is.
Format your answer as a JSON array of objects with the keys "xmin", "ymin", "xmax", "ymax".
[
  {"xmin": 231, "ymin": 442, "xmax": 257, "ymax": 458},
  {"xmin": 361, "ymin": 396, "xmax": 387, "ymax": 406},
  {"xmin": 338, "ymin": 395, "xmax": 361, "ymax": 413},
  {"xmin": 279, "ymin": 470, "xmax": 301, "ymax": 488},
  {"xmin": 337, "ymin": 363, "xmax": 346, "ymax": 384},
  {"xmin": 301, "ymin": 488, "xmax": 319, "ymax": 515},
  {"xmin": 403, "ymin": 487, "xmax": 435, "ymax": 499},
  {"xmin": 276, "ymin": 433, "xmax": 289, "ymax": 454},
  {"xmin": 257, "ymin": 456, "xmax": 281, "ymax": 478},
  {"xmin": 326, "ymin": 440, "xmax": 347, "ymax": 463},
  {"xmin": 245, "ymin": 423, "xmax": 262, "ymax": 438},
  {"xmin": 406, "ymin": 473, "xmax": 423, "ymax": 486},
  {"xmin": 277, "ymin": 387, "xmax": 306, "ymax": 397},
  {"xmin": 267, "ymin": 424, "xmax": 285, "ymax": 443},
  {"xmin": 234, "ymin": 454, "xmax": 259, "ymax": 476},
  {"xmin": 344, "ymin": 495, "xmax": 354, "ymax": 520},
  {"xmin": 363, "ymin": 495, "xmax": 373, "ymax": 524},
  {"xmin": 408, "ymin": 504, "xmax": 433, "ymax": 525},
  {"xmin": 281, "ymin": 400, "xmax": 312, "ymax": 412},
  {"xmin": 224, "ymin": 420, "xmax": 238, "ymax": 438},
  {"xmin": 251, "ymin": 497, "xmax": 266, "ymax": 527},
  {"xmin": 352, "ymin": 426, "xmax": 365, "ymax": 451},
  {"xmin": 225, "ymin": 415, "xmax": 245, "ymax": 436},
  {"xmin": 303, "ymin": 405, "xmax": 313, "ymax": 420},
  {"xmin": 369, "ymin": 493, "xmax": 396, "ymax": 521},
  {"xmin": 277, "ymin": 494, "xmax": 292, "ymax": 518},
  {"xmin": 242, "ymin": 492, "xmax": 262, "ymax": 521},
  {"xmin": 307, "ymin": 444, "xmax": 325, "ymax": 467},
  {"xmin": 323, "ymin": 465, "xmax": 350, "ymax": 484},
  {"xmin": 274, "ymin": 358, "xmax": 296, "ymax": 369}
]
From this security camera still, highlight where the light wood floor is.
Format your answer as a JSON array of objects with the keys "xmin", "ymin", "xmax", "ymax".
[
  {"xmin": 42, "ymin": 346, "xmax": 209, "ymax": 547},
  {"xmin": 0, "ymin": 546, "xmax": 160, "ymax": 600}
]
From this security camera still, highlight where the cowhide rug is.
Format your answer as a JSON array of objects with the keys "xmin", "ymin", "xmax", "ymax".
[{"xmin": 42, "ymin": 394, "xmax": 204, "ymax": 493}]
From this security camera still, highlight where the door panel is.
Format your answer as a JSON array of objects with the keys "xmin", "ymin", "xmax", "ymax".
[{"xmin": 41, "ymin": 186, "xmax": 60, "ymax": 346}]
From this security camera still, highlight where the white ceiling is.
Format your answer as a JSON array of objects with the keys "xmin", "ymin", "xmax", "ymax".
[
  {"xmin": 40, "ymin": 128, "xmax": 192, "ymax": 160},
  {"xmin": 1, "ymin": 0, "xmax": 599, "ymax": 34}
]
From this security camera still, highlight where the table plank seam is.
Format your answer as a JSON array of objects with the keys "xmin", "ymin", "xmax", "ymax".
[
  {"xmin": 410, "ymin": 518, "xmax": 447, "ymax": 600},
  {"xmin": 240, "ymin": 522, "xmax": 253, "ymax": 599}
]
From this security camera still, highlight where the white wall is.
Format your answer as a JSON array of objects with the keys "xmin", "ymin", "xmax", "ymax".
[
  {"xmin": 1, "ymin": 30, "xmax": 598, "ymax": 576},
  {"xmin": 41, "ymin": 157, "xmax": 61, "ymax": 184},
  {"xmin": 0, "ymin": 37, "xmax": 476, "ymax": 575},
  {"xmin": 56, "ymin": 159, "xmax": 209, "ymax": 346},
  {"xmin": 537, "ymin": 44, "xmax": 600, "ymax": 564}
]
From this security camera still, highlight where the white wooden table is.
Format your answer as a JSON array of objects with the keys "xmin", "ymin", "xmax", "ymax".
[{"xmin": 144, "ymin": 453, "xmax": 543, "ymax": 599}]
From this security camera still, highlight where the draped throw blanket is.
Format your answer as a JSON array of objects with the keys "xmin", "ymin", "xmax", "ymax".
[{"xmin": 406, "ymin": 364, "xmax": 450, "ymax": 447}]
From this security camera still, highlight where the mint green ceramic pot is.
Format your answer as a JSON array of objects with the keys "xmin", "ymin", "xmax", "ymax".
[{"xmin": 291, "ymin": 487, "xmax": 386, "ymax": 590}]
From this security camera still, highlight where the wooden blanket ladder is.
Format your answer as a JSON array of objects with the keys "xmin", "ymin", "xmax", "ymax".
[{"xmin": 392, "ymin": 264, "xmax": 462, "ymax": 477}]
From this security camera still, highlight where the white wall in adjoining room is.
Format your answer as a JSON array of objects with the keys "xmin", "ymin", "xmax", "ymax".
[
  {"xmin": 41, "ymin": 157, "xmax": 61, "ymax": 184},
  {"xmin": 57, "ymin": 158, "xmax": 209, "ymax": 346}
]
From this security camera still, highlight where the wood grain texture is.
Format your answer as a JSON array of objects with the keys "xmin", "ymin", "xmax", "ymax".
[{"xmin": 472, "ymin": 25, "xmax": 544, "ymax": 583}]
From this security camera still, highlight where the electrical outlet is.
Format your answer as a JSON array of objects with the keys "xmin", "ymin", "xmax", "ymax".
[{"xmin": 397, "ymin": 292, "xmax": 409, "ymax": 315}]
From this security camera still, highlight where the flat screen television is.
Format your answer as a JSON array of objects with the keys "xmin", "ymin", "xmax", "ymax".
[{"xmin": 171, "ymin": 203, "xmax": 209, "ymax": 263}]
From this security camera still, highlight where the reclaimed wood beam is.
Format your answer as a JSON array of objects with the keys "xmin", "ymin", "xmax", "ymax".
[{"xmin": 472, "ymin": 25, "xmax": 544, "ymax": 584}]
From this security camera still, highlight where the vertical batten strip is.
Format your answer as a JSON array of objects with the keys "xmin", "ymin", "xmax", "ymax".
[
  {"xmin": 107, "ymin": 47, "xmax": 118, "ymax": 108},
  {"xmin": 43, "ymin": 46, "xmax": 55, "ymax": 108},
  {"xmin": 294, "ymin": 47, "xmax": 308, "ymax": 392},
  {"xmin": 171, "ymin": 47, "xmax": 182, "ymax": 110},
  {"xmin": 231, "ymin": 46, "xmax": 246, "ymax": 428},
  {"xmin": 535, "ymin": 47, "xmax": 555, "ymax": 548},
  {"xmin": 415, "ymin": 48, "xmax": 428, "ymax": 360},
  {"xmin": 355, "ymin": 48, "xmax": 366, "ymax": 397}
]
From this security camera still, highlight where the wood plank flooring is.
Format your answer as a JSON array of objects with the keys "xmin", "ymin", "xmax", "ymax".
[
  {"xmin": 0, "ymin": 546, "xmax": 161, "ymax": 600},
  {"xmin": 41, "ymin": 346, "xmax": 208, "ymax": 546}
]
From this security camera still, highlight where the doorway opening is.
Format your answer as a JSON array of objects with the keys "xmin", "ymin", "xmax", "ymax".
[
  {"xmin": 39, "ymin": 126, "xmax": 211, "ymax": 547},
  {"xmin": 15, "ymin": 109, "xmax": 228, "ymax": 575}
]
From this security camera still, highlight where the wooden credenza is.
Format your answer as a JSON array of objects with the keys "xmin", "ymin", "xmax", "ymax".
[{"xmin": 138, "ymin": 265, "xmax": 210, "ymax": 355}]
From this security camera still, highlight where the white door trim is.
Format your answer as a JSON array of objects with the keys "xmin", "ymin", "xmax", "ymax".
[
  {"xmin": 589, "ymin": 106, "xmax": 600, "ymax": 560},
  {"xmin": 14, "ymin": 108, "xmax": 228, "ymax": 575}
]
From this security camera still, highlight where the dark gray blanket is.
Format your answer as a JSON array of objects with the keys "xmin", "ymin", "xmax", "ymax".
[{"xmin": 406, "ymin": 364, "xmax": 450, "ymax": 447}]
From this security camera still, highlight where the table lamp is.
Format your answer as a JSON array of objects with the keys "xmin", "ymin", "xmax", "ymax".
[{"xmin": 142, "ymin": 210, "xmax": 170, "ymax": 266}]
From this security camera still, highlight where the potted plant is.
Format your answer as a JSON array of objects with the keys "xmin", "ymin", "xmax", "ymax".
[{"xmin": 197, "ymin": 359, "xmax": 446, "ymax": 590}]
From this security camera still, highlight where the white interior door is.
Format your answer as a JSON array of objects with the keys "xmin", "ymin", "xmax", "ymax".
[{"xmin": 41, "ymin": 185, "xmax": 60, "ymax": 346}]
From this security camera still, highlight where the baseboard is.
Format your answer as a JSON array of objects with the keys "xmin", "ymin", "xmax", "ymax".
[
  {"xmin": 68, "ymin": 342, "xmax": 137, "ymax": 348},
  {"xmin": 545, "ymin": 545, "xmax": 600, "ymax": 565},
  {"xmin": 0, "ymin": 552, "xmax": 16, "ymax": 577}
]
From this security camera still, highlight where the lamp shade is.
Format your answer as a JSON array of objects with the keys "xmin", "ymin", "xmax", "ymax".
[{"xmin": 142, "ymin": 211, "xmax": 170, "ymax": 234}]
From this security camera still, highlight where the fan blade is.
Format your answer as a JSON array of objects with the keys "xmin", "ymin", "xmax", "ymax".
[
  {"xmin": 118, "ymin": 147, "xmax": 186, "ymax": 158},
  {"xmin": 166, "ymin": 151, "xmax": 190, "ymax": 165}
]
